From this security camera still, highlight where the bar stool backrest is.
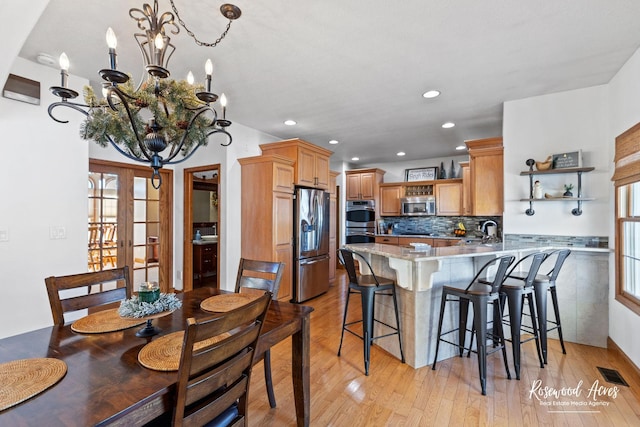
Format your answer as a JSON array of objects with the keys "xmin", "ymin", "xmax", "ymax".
[
  {"xmin": 467, "ymin": 255, "xmax": 515, "ymax": 294},
  {"xmin": 507, "ymin": 252, "xmax": 548, "ymax": 288},
  {"xmin": 338, "ymin": 249, "xmax": 381, "ymax": 286},
  {"xmin": 543, "ymin": 249, "xmax": 571, "ymax": 282}
]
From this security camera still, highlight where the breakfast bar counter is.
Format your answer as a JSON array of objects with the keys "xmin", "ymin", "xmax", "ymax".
[{"xmin": 344, "ymin": 242, "xmax": 610, "ymax": 368}]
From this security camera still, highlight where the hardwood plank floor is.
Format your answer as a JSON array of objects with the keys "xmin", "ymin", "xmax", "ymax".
[{"xmin": 248, "ymin": 270, "xmax": 640, "ymax": 426}]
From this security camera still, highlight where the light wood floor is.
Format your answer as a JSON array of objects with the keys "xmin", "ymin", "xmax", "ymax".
[{"xmin": 248, "ymin": 270, "xmax": 640, "ymax": 426}]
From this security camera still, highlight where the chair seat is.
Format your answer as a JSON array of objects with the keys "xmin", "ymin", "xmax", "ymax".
[
  {"xmin": 501, "ymin": 277, "xmax": 530, "ymax": 289},
  {"xmin": 443, "ymin": 280, "xmax": 494, "ymax": 296},
  {"xmin": 352, "ymin": 275, "xmax": 395, "ymax": 289}
]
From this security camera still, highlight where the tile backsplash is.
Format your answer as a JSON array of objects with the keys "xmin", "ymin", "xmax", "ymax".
[{"xmin": 379, "ymin": 216, "xmax": 502, "ymax": 238}]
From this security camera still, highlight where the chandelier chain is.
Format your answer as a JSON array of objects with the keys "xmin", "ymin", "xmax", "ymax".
[{"xmin": 169, "ymin": 0, "xmax": 233, "ymax": 47}]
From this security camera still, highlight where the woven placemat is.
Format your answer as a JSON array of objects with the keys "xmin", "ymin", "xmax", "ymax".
[
  {"xmin": 200, "ymin": 293, "xmax": 259, "ymax": 313},
  {"xmin": 138, "ymin": 331, "xmax": 230, "ymax": 371},
  {"xmin": 71, "ymin": 308, "xmax": 146, "ymax": 334},
  {"xmin": 0, "ymin": 358, "xmax": 67, "ymax": 411}
]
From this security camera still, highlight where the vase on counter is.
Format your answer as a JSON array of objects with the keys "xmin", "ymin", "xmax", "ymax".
[
  {"xmin": 449, "ymin": 160, "xmax": 455, "ymax": 179},
  {"xmin": 439, "ymin": 162, "xmax": 446, "ymax": 179}
]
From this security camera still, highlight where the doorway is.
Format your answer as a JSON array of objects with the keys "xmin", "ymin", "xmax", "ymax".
[
  {"xmin": 183, "ymin": 164, "xmax": 221, "ymax": 291},
  {"xmin": 88, "ymin": 159, "xmax": 173, "ymax": 291}
]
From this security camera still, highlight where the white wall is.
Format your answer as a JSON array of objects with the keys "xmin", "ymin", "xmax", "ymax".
[
  {"xmin": 607, "ymin": 47, "xmax": 640, "ymax": 368},
  {"xmin": 0, "ymin": 57, "xmax": 89, "ymax": 338},
  {"xmin": 503, "ymin": 85, "xmax": 610, "ymax": 236}
]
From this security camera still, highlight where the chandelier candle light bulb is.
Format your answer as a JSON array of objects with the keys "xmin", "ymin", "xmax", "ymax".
[
  {"xmin": 187, "ymin": 71, "xmax": 194, "ymax": 85},
  {"xmin": 205, "ymin": 59, "xmax": 213, "ymax": 92},
  {"xmin": 58, "ymin": 52, "xmax": 69, "ymax": 87},
  {"xmin": 106, "ymin": 27, "xmax": 118, "ymax": 70},
  {"xmin": 221, "ymin": 93, "xmax": 227, "ymax": 119}
]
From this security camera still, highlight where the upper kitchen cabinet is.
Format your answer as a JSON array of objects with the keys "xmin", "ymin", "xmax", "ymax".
[
  {"xmin": 379, "ymin": 184, "xmax": 403, "ymax": 216},
  {"xmin": 465, "ymin": 137, "xmax": 504, "ymax": 216},
  {"xmin": 435, "ymin": 181, "xmax": 462, "ymax": 216},
  {"xmin": 345, "ymin": 168, "xmax": 385, "ymax": 200},
  {"xmin": 260, "ymin": 138, "xmax": 332, "ymax": 190},
  {"xmin": 459, "ymin": 161, "xmax": 472, "ymax": 215}
]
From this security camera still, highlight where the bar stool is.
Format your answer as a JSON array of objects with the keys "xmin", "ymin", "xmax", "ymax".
[
  {"xmin": 509, "ymin": 249, "xmax": 571, "ymax": 364},
  {"xmin": 499, "ymin": 252, "xmax": 547, "ymax": 380},
  {"xmin": 432, "ymin": 255, "xmax": 515, "ymax": 395},
  {"xmin": 337, "ymin": 248, "xmax": 405, "ymax": 375}
]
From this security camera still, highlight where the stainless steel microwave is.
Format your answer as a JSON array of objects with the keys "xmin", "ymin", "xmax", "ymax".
[{"xmin": 400, "ymin": 196, "xmax": 436, "ymax": 216}]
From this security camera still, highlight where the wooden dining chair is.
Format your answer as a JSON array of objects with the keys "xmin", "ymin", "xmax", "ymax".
[
  {"xmin": 172, "ymin": 292, "xmax": 272, "ymax": 427},
  {"xmin": 234, "ymin": 258, "xmax": 284, "ymax": 409},
  {"xmin": 44, "ymin": 266, "xmax": 132, "ymax": 326}
]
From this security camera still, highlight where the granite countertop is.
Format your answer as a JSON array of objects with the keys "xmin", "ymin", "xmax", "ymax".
[
  {"xmin": 192, "ymin": 237, "xmax": 218, "ymax": 245},
  {"xmin": 345, "ymin": 241, "xmax": 611, "ymax": 262},
  {"xmin": 375, "ymin": 233, "xmax": 463, "ymax": 241}
]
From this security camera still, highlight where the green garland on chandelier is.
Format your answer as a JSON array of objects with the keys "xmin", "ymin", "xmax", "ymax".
[{"xmin": 80, "ymin": 78, "xmax": 211, "ymax": 158}]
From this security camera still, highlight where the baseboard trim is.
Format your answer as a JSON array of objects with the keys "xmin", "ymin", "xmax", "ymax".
[{"xmin": 607, "ymin": 336, "xmax": 640, "ymax": 383}]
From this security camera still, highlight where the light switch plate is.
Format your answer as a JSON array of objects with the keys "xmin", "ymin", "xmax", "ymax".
[
  {"xmin": 0, "ymin": 227, "xmax": 8, "ymax": 242},
  {"xmin": 49, "ymin": 226, "xmax": 66, "ymax": 240}
]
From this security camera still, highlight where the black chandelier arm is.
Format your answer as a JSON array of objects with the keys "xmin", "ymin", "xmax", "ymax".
[
  {"xmin": 162, "ymin": 105, "xmax": 216, "ymax": 163},
  {"xmin": 48, "ymin": 100, "xmax": 90, "ymax": 123},
  {"xmin": 105, "ymin": 86, "xmax": 154, "ymax": 162},
  {"xmin": 206, "ymin": 127, "xmax": 233, "ymax": 147}
]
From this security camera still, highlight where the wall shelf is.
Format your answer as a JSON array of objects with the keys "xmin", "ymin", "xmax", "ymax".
[{"xmin": 519, "ymin": 161, "xmax": 594, "ymax": 216}]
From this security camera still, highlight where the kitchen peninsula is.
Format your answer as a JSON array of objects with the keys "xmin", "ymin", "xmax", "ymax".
[{"xmin": 344, "ymin": 241, "xmax": 610, "ymax": 369}]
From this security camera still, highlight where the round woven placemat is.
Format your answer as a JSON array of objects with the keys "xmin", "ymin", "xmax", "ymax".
[
  {"xmin": 71, "ymin": 308, "xmax": 146, "ymax": 334},
  {"xmin": 138, "ymin": 331, "xmax": 230, "ymax": 371},
  {"xmin": 0, "ymin": 358, "xmax": 67, "ymax": 411},
  {"xmin": 200, "ymin": 293, "xmax": 259, "ymax": 313}
]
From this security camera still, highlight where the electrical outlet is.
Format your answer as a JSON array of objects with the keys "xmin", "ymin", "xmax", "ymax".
[
  {"xmin": 49, "ymin": 226, "xmax": 66, "ymax": 240},
  {"xmin": 0, "ymin": 227, "xmax": 8, "ymax": 242}
]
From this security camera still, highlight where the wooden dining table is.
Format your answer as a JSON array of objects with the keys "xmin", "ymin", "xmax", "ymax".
[{"xmin": 0, "ymin": 287, "xmax": 313, "ymax": 426}]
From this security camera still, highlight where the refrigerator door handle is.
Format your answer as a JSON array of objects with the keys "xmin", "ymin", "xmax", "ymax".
[{"xmin": 299, "ymin": 255, "xmax": 329, "ymax": 265}]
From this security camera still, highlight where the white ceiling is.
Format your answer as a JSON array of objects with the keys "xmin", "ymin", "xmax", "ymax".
[{"xmin": 19, "ymin": 0, "xmax": 640, "ymax": 165}]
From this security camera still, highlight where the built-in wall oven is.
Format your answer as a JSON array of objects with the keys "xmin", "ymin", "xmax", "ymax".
[{"xmin": 345, "ymin": 200, "xmax": 376, "ymax": 243}]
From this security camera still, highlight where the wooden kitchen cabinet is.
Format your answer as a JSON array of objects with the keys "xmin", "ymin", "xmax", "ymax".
[
  {"xmin": 193, "ymin": 243, "xmax": 217, "ymax": 287},
  {"xmin": 260, "ymin": 138, "xmax": 332, "ymax": 190},
  {"xmin": 459, "ymin": 161, "xmax": 472, "ymax": 215},
  {"xmin": 379, "ymin": 184, "xmax": 403, "ymax": 216},
  {"xmin": 435, "ymin": 181, "xmax": 462, "ymax": 216},
  {"xmin": 375, "ymin": 235, "xmax": 399, "ymax": 245},
  {"xmin": 239, "ymin": 155, "xmax": 295, "ymax": 301},
  {"xmin": 465, "ymin": 137, "xmax": 504, "ymax": 216},
  {"xmin": 346, "ymin": 168, "xmax": 385, "ymax": 200}
]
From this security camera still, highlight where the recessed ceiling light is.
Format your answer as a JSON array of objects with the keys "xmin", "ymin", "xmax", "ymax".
[
  {"xmin": 329, "ymin": 139, "xmax": 339, "ymax": 145},
  {"xmin": 351, "ymin": 157, "xmax": 360, "ymax": 161},
  {"xmin": 455, "ymin": 145, "xmax": 466, "ymax": 150},
  {"xmin": 284, "ymin": 119, "xmax": 297, "ymax": 126},
  {"xmin": 442, "ymin": 122, "xmax": 455, "ymax": 129},
  {"xmin": 397, "ymin": 151, "xmax": 406, "ymax": 156},
  {"xmin": 422, "ymin": 90, "xmax": 440, "ymax": 99}
]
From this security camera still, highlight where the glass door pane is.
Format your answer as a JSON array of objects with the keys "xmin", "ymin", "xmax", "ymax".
[
  {"xmin": 88, "ymin": 172, "xmax": 119, "ymax": 272},
  {"xmin": 132, "ymin": 176, "xmax": 161, "ymax": 285}
]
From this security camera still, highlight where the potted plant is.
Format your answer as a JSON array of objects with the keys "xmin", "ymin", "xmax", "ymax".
[{"xmin": 563, "ymin": 183, "xmax": 574, "ymax": 197}]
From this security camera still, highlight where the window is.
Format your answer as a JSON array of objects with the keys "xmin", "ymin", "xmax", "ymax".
[{"xmin": 613, "ymin": 122, "xmax": 640, "ymax": 315}]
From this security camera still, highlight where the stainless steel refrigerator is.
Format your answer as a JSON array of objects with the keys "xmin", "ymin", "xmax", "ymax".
[{"xmin": 293, "ymin": 187, "xmax": 330, "ymax": 303}]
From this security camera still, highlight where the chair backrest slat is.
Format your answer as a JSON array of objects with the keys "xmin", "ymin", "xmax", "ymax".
[
  {"xmin": 337, "ymin": 248, "xmax": 381, "ymax": 285},
  {"xmin": 544, "ymin": 249, "xmax": 571, "ymax": 281},
  {"xmin": 466, "ymin": 255, "xmax": 515, "ymax": 293},
  {"xmin": 234, "ymin": 258, "xmax": 284, "ymax": 300},
  {"xmin": 45, "ymin": 267, "xmax": 132, "ymax": 326}
]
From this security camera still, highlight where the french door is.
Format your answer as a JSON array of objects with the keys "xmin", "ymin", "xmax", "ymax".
[{"xmin": 88, "ymin": 160, "xmax": 173, "ymax": 291}]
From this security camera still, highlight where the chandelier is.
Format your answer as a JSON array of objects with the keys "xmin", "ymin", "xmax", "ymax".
[{"xmin": 48, "ymin": 1, "xmax": 241, "ymax": 188}]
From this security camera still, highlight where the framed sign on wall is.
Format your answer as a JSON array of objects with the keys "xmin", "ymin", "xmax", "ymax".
[
  {"xmin": 405, "ymin": 167, "xmax": 438, "ymax": 181},
  {"xmin": 552, "ymin": 150, "xmax": 582, "ymax": 169}
]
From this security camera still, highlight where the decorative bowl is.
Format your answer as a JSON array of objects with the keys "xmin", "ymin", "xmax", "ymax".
[{"xmin": 535, "ymin": 156, "xmax": 552, "ymax": 171}]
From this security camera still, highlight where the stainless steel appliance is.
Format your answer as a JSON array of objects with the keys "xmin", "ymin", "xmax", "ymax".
[
  {"xmin": 293, "ymin": 187, "xmax": 330, "ymax": 303},
  {"xmin": 400, "ymin": 196, "xmax": 436, "ymax": 216},
  {"xmin": 345, "ymin": 200, "xmax": 376, "ymax": 243}
]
